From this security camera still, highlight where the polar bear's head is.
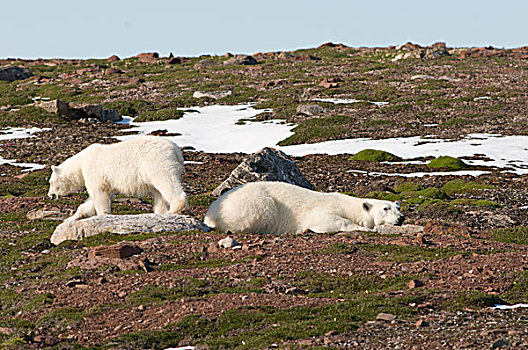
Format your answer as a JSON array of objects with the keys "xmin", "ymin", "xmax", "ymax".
[
  {"xmin": 48, "ymin": 165, "xmax": 79, "ymax": 199},
  {"xmin": 362, "ymin": 200, "xmax": 404, "ymax": 227}
]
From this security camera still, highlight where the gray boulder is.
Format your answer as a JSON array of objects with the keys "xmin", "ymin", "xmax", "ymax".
[
  {"xmin": 212, "ymin": 147, "xmax": 314, "ymax": 196},
  {"xmin": 50, "ymin": 214, "xmax": 210, "ymax": 245},
  {"xmin": 0, "ymin": 66, "xmax": 33, "ymax": 82},
  {"xmin": 296, "ymin": 104, "xmax": 324, "ymax": 116}
]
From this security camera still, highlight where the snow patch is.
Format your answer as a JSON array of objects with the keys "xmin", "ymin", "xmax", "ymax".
[{"xmin": 492, "ymin": 304, "xmax": 528, "ymax": 310}]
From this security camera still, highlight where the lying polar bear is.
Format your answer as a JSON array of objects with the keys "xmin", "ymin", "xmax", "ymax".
[
  {"xmin": 48, "ymin": 136, "xmax": 188, "ymax": 221},
  {"xmin": 204, "ymin": 181, "xmax": 404, "ymax": 234}
]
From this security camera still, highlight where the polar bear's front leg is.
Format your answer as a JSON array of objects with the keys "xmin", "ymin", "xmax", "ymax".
[
  {"xmin": 66, "ymin": 199, "xmax": 96, "ymax": 221},
  {"xmin": 152, "ymin": 190, "xmax": 170, "ymax": 214},
  {"xmin": 306, "ymin": 215, "xmax": 373, "ymax": 233},
  {"xmin": 91, "ymin": 192, "xmax": 112, "ymax": 216}
]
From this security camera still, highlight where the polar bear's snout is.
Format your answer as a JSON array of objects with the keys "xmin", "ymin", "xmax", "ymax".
[{"xmin": 395, "ymin": 214, "xmax": 405, "ymax": 226}]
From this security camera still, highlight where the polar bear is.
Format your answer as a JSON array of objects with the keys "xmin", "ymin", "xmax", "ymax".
[
  {"xmin": 204, "ymin": 181, "xmax": 404, "ymax": 234},
  {"xmin": 48, "ymin": 136, "xmax": 188, "ymax": 221}
]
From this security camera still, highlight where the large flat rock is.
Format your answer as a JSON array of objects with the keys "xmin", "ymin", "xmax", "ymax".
[{"xmin": 50, "ymin": 214, "xmax": 210, "ymax": 245}]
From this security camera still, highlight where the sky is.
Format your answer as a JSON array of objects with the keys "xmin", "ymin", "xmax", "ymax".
[{"xmin": 2, "ymin": 0, "xmax": 527, "ymax": 59}]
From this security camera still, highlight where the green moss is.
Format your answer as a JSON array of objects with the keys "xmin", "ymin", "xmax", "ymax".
[
  {"xmin": 427, "ymin": 156, "xmax": 468, "ymax": 170},
  {"xmin": 394, "ymin": 182, "xmax": 424, "ymax": 193},
  {"xmin": 0, "ymin": 106, "xmax": 63, "ymax": 127},
  {"xmin": 349, "ymin": 149, "xmax": 401, "ymax": 162},
  {"xmin": 491, "ymin": 226, "xmax": 528, "ymax": 245},
  {"xmin": 442, "ymin": 179, "xmax": 495, "ymax": 195}
]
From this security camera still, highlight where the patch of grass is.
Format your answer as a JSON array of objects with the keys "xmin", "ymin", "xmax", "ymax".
[
  {"xmin": 442, "ymin": 179, "xmax": 495, "ymax": 195},
  {"xmin": 58, "ymin": 230, "xmax": 202, "ymax": 248},
  {"xmin": 189, "ymin": 195, "xmax": 216, "ymax": 208},
  {"xmin": 278, "ymin": 115, "xmax": 350, "ymax": 146},
  {"xmin": 359, "ymin": 243, "xmax": 464, "ymax": 262},
  {"xmin": 450, "ymin": 198, "xmax": 500, "ymax": 208},
  {"xmin": 394, "ymin": 182, "xmax": 424, "ymax": 193},
  {"xmin": 0, "ymin": 106, "xmax": 64, "ymax": 127},
  {"xmin": 103, "ymin": 99, "xmax": 152, "ymax": 117},
  {"xmin": 134, "ymin": 107, "xmax": 185, "ymax": 122},
  {"xmin": 126, "ymin": 277, "xmax": 267, "ymax": 306},
  {"xmin": 427, "ymin": 156, "xmax": 468, "ymax": 170},
  {"xmin": 316, "ymin": 242, "xmax": 358, "ymax": 255},
  {"xmin": 114, "ymin": 294, "xmax": 419, "ymax": 349},
  {"xmin": 367, "ymin": 186, "xmax": 449, "ymax": 207},
  {"xmin": 502, "ymin": 271, "xmax": 528, "ymax": 303},
  {"xmin": 0, "ymin": 169, "xmax": 50, "ymax": 197},
  {"xmin": 491, "ymin": 226, "xmax": 528, "ymax": 245},
  {"xmin": 294, "ymin": 271, "xmax": 419, "ymax": 297},
  {"xmin": 365, "ymin": 119, "xmax": 397, "ymax": 127},
  {"xmin": 444, "ymin": 117, "xmax": 473, "ymax": 126},
  {"xmin": 36, "ymin": 307, "xmax": 86, "ymax": 331},
  {"xmin": 444, "ymin": 291, "xmax": 506, "ymax": 310},
  {"xmin": 349, "ymin": 149, "xmax": 401, "ymax": 162}
]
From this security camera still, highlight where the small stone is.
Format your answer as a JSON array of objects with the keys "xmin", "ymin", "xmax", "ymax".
[
  {"xmin": 104, "ymin": 67, "xmax": 124, "ymax": 75},
  {"xmin": 411, "ymin": 74, "xmax": 434, "ymax": 80},
  {"xmin": 415, "ymin": 233, "xmax": 428, "ymax": 245},
  {"xmin": 218, "ymin": 237, "xmax": 240, "ymax": 248},
  {"xmin": 168, "ymin": 57, "xmax": 182, "ymax": 64},
  {"xmin": 491, "ymin": 339, "xmax": 509, "ymax": 349},
  {"xmin": 0, "ymin": 327, "xmax": 15, "ymax": 335},
  {"xmin": 408, "ymin": 279, "xmax": 424, "ymax": 289},
  {"xmin": 207, "ymin": 242, "xmax": 220, "ymax": 254},
  {"xmin": 135, "ymin": 52, "xmax": 159, "ymax": 63},
  {"xmin": 107, "ymin": 55, "xmax": 120, "ymax": 61},
  {"xmin": 376, "ymin": 312, "xmax": 396, "ymax": 321},
  {"xmin": 296, "ymin": 104, "xmax": 324, "ymax": 116},
  {"xmin": 41, "ymin": 249, "xmax": 51, "ymax": 255},
  {"xmin": 415, "ymin": 319, "xmax": 429, "ymax": 327},
  {"xmin": 193, "ymin": 90, "xmax": 233, "ymax": 100},
  {"xmin": 88, "ymin": 244, "xmax": 142, "ymax": 259}
]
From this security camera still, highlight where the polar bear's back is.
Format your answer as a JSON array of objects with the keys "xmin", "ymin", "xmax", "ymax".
[{"xmin": 80, "ymin": 136, "xmax": 184, "ymax": 196}]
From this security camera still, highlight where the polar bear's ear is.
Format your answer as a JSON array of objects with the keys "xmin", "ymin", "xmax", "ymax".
[
  {"xmin": 362, "ymin": 202, "xmax": 372, "ymax": 212},
  {"xmin": 51, "ymin": 165, "xmax": 60, "ymax": 174}
]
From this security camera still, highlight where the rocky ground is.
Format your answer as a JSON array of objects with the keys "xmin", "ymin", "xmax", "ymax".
[{"xmin": 0, "ymin": 43, "xmax": 528, "ymax": 349}]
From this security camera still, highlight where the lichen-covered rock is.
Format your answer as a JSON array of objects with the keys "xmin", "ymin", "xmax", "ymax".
[
  {"xmin": 50, "ymin": 214, "xmax": 210, "ymax": 245},
  {"xmin": 296, "ymin": 104, "xmax": 324, "ymax": 116},
  {"xmin": 211, "ymin": 147, "xmax": 314, "ymax": 196}
]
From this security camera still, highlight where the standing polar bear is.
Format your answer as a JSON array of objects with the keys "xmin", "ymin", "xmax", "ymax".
[
  {"xmin": 204, "ymin": 181, "xmax": 404, "ymax": 234},
  {"xmin": 48, "ymin": 136, "xmax": 188, "ymax": 221}
]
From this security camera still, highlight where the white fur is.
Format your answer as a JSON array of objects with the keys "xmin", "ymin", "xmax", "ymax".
[
  {"xmin": 48, "ymin": 136, "xmax": 188, "ymax": 221},
  {"xmin": 204, "ymin": 181, "xmax": 404, "ymax": 234}
]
